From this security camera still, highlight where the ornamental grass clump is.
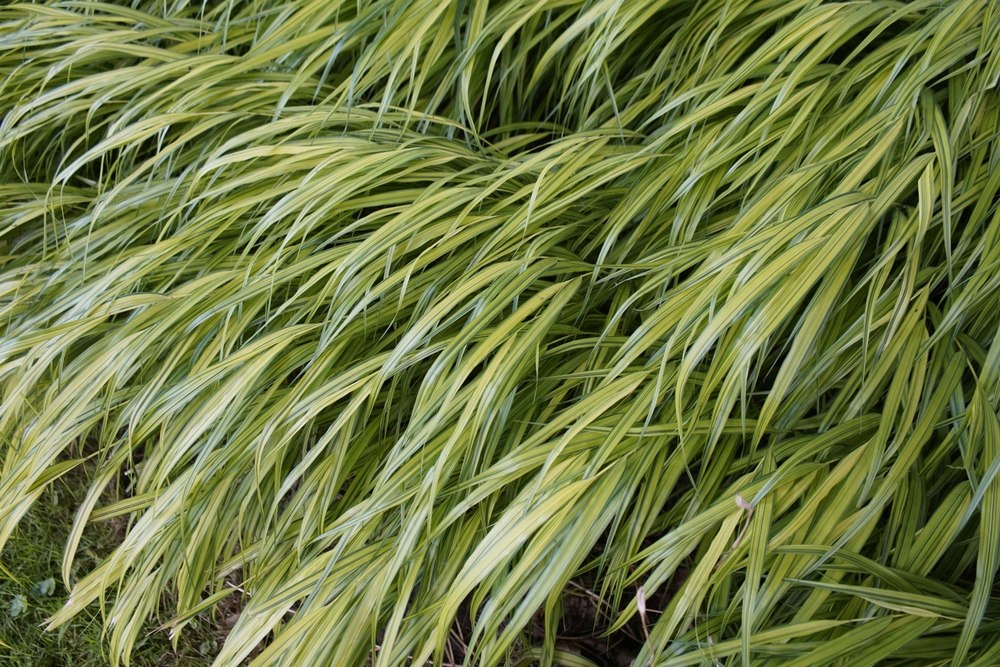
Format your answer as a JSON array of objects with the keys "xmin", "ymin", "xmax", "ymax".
[{"xmin": 1, "ymin": 1, "xmax": 999, "ymax": 665}]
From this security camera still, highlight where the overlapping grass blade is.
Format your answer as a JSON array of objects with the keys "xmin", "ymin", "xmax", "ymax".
[{"xmin": 1, "ymin": 0, "xmax": 998, "ymax": 665}]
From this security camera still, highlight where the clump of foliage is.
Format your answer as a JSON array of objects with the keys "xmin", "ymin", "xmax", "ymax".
[
  {"xmin": 1, "ymin": 0, "xmax": 998, "ymax": 665},
  {"xmin": 0, "ymin": 466, "xmax": 218, "ymax": 666}
]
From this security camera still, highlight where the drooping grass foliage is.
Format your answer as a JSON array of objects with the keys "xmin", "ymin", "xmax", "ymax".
[
  {"xmin": 1, "ymin": 0, "xmax": 999, "ymax": 665},
  {"xmin": 0, "ymin": 464, "xmax": 220, "ymax": 666}
]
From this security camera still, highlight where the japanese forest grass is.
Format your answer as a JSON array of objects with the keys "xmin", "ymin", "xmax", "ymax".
[{"xmin": 1, "ymin": 0, "xmax": 999, "ymax": 665}]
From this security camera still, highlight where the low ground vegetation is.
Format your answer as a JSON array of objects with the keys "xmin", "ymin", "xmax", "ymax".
[{"xmin": 1, "ymin": 1, "xmax": 999, "ymax": 665}]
